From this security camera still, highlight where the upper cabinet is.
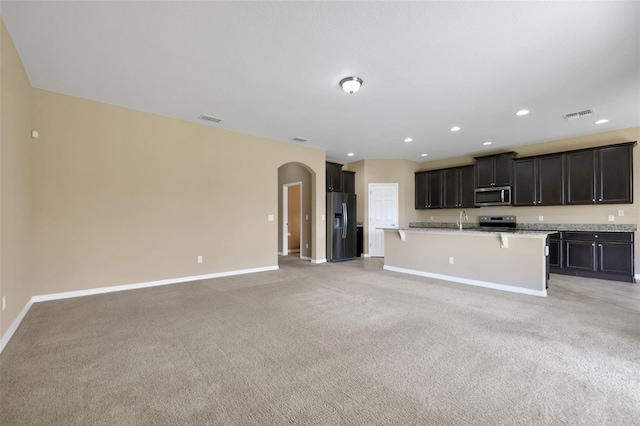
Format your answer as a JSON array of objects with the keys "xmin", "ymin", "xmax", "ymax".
[
  {"xmin": 565, "ymin": 143, "xmax": 634, "ymax": 205},
  {"xmin": 326, "ymin": 162, "xmax": 343, "ymax": 192},
  {"xmin": 342, "ymin": 170, "xmax": 356, "ymax": 194},
  {"xmin": 475, "ymin": 152, "xmax": 515, "ymax": 188},
  {"xmin": 415, "ymin": 170, "xmax": 443, "ymax": 209},
  {"xmin": 513, "ymin": 154, "xmax": 564, "ymax": 206},
  {"xmin": 443, "ymin": 166, "xmax": 475, "ymax": 208}
]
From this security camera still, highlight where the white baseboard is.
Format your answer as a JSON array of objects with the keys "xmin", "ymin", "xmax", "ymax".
[
  {"xmin": 634, "ymin": 274, "xmax": 639, "ymax": 283},
  {"xmin": 383, "ymin": 265, "xmax": 547, "ymax": 297},
  {"xmin": 0, "ymin": 265, "xmax": 280, "ymax": 354},
  {"xmin": 33, "ymin": 265, "xmax": 280, "ymax": 303},
  {"xmin": 311, "ymin": 258, "xmax": 327, "ymax": 264},
  {"xmin": 300, "ymin": 255, "xmax": 311, "ymax": 260},
  {"xmin": 362, "ymin": 253, "xmax": 371, "ymax": 258},
  {"xmin": 278, "ymin": 251, "xmax": 284, "ymax": 256},
  {"xmin": 288, "ymin": 249, "xmax": 300, "ymax": 253},
  {"xmin": 0, "ymin": 297, "xmax": 34, "ymax": 354}
]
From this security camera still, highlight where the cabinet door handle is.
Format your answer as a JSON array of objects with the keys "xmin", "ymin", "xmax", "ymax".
[
  {"xmin": 592, "ymin": 243, "xmax": 595, "ymax": 247},
  {"xmin": 592, "ymin": 198, "xmax": 595, "ymax": 203},
  {"xmin": 598, "ymin": 198, "xmax": 602, "ymax": 202}
]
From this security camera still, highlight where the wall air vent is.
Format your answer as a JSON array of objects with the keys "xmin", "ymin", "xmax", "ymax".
[
  {"xmin": 562, "ymin": 109, "xmax": 594, "ymax": 121},
  {"xmin": 198, "ymin": 114, "xmax": 223, "ymax": 123},
  {"xmin": 293, "ymin": 137, "xmax": 309, "ymax": 143}
]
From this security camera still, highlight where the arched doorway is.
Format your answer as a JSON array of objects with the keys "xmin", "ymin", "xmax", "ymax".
[{"xmin": 278, "ymin": 162, "xmax": 314, "ymax": 262}]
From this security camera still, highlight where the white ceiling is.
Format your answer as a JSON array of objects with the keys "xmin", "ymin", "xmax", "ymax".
[{"xmin": 2, "ymin": 1, "xmax": 639, "ymax": 163}]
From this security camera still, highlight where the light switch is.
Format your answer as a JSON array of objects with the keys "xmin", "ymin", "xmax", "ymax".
[
  {"xmin": 538, "ymin": 215, "xmax": 543, "ymax": 222},
  {"xmin": 618, "ymin": 209, "xmax": 625, "ymax": 217},
  {"xmin": 306, "ymin": 215, "xmax": 309, "ymax": 221},
  {"xmin": 268, "ymin": 214, "xmax": 274, "ymax": 221},
  {"xmin": 608, "ymin": 215, "xmax": 614, "ymax": 222}
]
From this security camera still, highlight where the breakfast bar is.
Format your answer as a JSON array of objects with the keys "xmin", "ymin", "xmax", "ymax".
[{"xmin": 383, "ymin": 227, "xmax": 555, "ymax": 297}]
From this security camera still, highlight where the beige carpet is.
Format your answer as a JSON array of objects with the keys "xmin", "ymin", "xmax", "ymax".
[{"xmin": 1, "ymin": 257, "xmax": 639, "ymax": 425}]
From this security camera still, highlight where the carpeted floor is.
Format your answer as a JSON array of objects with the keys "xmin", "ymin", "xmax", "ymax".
[{"xmin": 1, "ymin": 257, "xmax": 639, "ymax": 425}]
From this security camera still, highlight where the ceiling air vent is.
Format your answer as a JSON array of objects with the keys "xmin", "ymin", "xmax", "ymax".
[
  {"xmin": 293, "ymin": 137, "xmax": 309, "ymax": 143},
  {"xmin": 198, "ymin": 114, "xmax": 223, "ymax": 123},
  {"xmin": 562, "ymin": 108, "xmax": 594, "ymax": 121}
]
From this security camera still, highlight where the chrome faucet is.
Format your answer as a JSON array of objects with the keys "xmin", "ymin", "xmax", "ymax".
[{"xmin": 456, "ymin": 210, "xmax": 468, "ymax": 231}]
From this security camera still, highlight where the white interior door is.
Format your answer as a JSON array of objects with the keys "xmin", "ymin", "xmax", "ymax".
[{"xmin": 368, "ymin": 183, "xmax": 399, "ymax": 257}]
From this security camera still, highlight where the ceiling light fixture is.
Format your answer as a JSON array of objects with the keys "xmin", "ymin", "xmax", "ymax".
[
  {"xmin": 404, "ymin": 138, "xmax": 413, "ymax": 143},
  {"xmin": 483, "ymin": 142, "xmax": 492, "ymax": 146},
  {"xmin": 347, "ymin": 152, "xmax": 355, "ymax": 156},
  {"xmin": 450, "ymin": 126, "xmax": 461, "ymax": 132},
  {"xmin": 340, "ymin": 76, "xmax": 363, "ymax": 94},
  {"xmin": 515, "ymin": 109, "xmax": 530, "ymax": 116},
  {"xmin": 595, "ymin": 119, "xmax": 609, "ymax": 124},
  {"xmin": 421, "ymin": 154, "xmax": 428, "ymax": 157}
]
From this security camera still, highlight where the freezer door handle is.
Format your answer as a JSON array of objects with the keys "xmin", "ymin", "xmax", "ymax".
[{"xmin": 342, "ymin": 202, "xmax": 348, "ymax": 239}]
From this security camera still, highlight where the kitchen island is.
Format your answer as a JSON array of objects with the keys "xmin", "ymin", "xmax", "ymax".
[{"xmin": 383, "ymin": 228, "xmax": 555, "ymax": 297}]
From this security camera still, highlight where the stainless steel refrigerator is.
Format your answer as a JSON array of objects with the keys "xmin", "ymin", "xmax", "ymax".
[{"xmin": 327, "ymin": 192, "xmax": 357, "ymax": 262}]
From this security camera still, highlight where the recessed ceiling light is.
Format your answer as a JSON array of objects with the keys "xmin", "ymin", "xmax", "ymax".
[
  {"xmin": 450, "ymin": 126, "xmax": 461, "ymax": 132},
  {"xmin": 515, "ymin": 109, "xmax": 530, "ymax": 116},
  {"xmin": 347, "ymin": 152, "xmax": 355, "ymax": 156},
  {"xmin": 404, "ymin": 138, "xmax": 413, "ymax": 143},
  {"xmin": 483, "ymin": 142, "xmax": 492, "ymax": 146},
  {"xmin": 595, "ymin": 119, "xmax": 609, "ymax": 124},
  {"xmin": 421, "ymin": 154, "xmax": 428, "ymax": 157}
]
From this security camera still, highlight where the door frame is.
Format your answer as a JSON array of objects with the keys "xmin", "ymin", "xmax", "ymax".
[
  {"xmin": 282, "ymin": 182, "xmax": 302, "ymax": 256},
  {"xmin": 368, "ymin": 183, "xmax": 399, "ymax": 257}
]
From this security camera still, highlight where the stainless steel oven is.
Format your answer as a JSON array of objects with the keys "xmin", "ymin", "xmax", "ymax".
[{"xmin": 474, "ymin": 186, "xmax": 511, "ymax": 207}]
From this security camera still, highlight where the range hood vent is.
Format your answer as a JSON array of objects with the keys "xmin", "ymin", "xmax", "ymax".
[
  {"xmin": 563, "ymin": 108, "xmax": 594, "ymax": 121},
  {"xmin": 198, "ymin": 114, "xmax": 223, "ymax": 123}
]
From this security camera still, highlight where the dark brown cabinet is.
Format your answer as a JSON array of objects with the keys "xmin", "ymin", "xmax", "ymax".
[
  {"xmin": 565, "ymin": 143, "xmax": 634, "ymax": 205},
  {"xmin": 415, "ymin": 170, "xmax": 443, "ymax": 209},
  {"xmin": 342, "ymin": 170, "xmax": 355, "ymax": 193},
  {"xmin": 548, "ymin": 232, "xmax": 562, "ymax": 270},
  {"xmin": 326, "ymin": 162, "xmax": 343, "ymax": 192},
  {"xmin": 513, "ymin": 154, "xmax": 564, "ymax": 206},
  {"xmin": 559, "ymin": 232, "xmax": 634, "ymax": 282},
  {"xmin": 475, "ymin": 153, "xmax": 514, "ymax": 188},
  {"xmin": 443, "ymin": 166, "xmax": 475, "ymax": 208}
]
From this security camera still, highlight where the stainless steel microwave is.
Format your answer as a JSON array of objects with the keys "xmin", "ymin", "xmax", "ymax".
[{"xmin": 475, "ymin": 186, "xmax": 511, "ymax": 206}]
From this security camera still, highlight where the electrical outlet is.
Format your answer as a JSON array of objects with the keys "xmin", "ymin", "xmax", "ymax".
[
  {"xmin": 618, "ymin": 209, "xmax": 625, "ymax": 217},
  {"xmin": 322, "ymin": 215, "xmax": 325, "ymax": 221},
  {"xmin": 430, "ymin": 216, "xmax": 434, "ymax": 221},
  {"xmin": 448, "ymin": 257, "xmax": 454, "ymax": 265},
  {"xmin": 608, "ymin": 215, "xmax": 614, "ymax": 222},
  {"xmin": 538, "ymin": 215, "xmax": 544, "ymax": 221},
  {"xmin": 2, "ymin": 296, "xmax": 6, "ymax": 311},
  {"xmin": 267, "ymin": 214, "xmax": 274, "ymax": 222},
  {"xmin": 197, "ymin": 256, "xmax": 203, "ymax": 263},
  {"xmin": 305, "ymin": 215, "xmax": 309, "ymax": 221},
  {"xmin": 306, "ymin": 244, "xmax": 309, "ymax": 249}
]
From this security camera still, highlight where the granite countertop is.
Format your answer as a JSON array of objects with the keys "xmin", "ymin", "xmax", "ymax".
[
  {"xmin": 384, "ymin": 227, "xmax": 554, "ymax": 238},
  {"xmin": 408, "ymin": 222, "xmax": 637, "ymax": 233}
]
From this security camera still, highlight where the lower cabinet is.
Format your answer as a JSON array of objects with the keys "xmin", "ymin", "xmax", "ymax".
[{"xmin": 550, "ymin": 231, "xmax": 634, "ymax": 283}]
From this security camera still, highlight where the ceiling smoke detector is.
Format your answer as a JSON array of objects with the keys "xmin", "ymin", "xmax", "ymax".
[
  {"xmin": 199, "ymin": 114, "xmax": 223, "ymax": 123},
  {"xmin": 562, "ymin": 108, "xmax": 595, "ymax": 121},
  {"xmin": 292, "ymin": 137, "xmax": 309, "ymax": 143}
]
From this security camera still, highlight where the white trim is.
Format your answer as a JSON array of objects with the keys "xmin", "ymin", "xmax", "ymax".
[
  {"xmin": 311, "ymin": 258, "xmax": 327, "ymax": 264},
  {"xmin": 0, "ymin": 297, "xmax": 35, "ymax": 354},
  {"xmin": 368, "ymin": 183, "xmax": 399, "ymax": 257},
  {"xmin": 282, "ymin": 181, "xmax": 303, "ymax": 256},
  {"xmin": 634, "ymin": 274, "xmax": 640, "ymax": 283},
  {"xmin": 300, "ymin": 255, "xmax": 311, "ymax": 260},
  {"xmin": 32, "ymin": 265, "xmax": 279, "ymax": 303},
  {"xmin": 383, "ymin": 265, "xmax": 547, "ymax": 297},
  {"xmin": 278, "ymin": 251, "xmax": 284, "ymax": 256},
  {"xmin": 362, "ymin": 253, "xmax": 371, "ymax": 258},
  {"xmin": 288, "ymin": 249, "xmax": 300, "ymax": 253}
]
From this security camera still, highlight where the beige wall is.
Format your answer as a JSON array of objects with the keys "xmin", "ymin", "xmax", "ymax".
[
  {"xmin": 278, "ymin": 162, "xmax": 313, "ymax": 257},
  {"xmin": 384, "ymin": 230, "xmax": 547, "ymax": 293},
  {"xmin": 28, "ymin": 89, "xmax": 326, "ymax": 296},
  {"xmin": 0, "ymin": 20, "xmax": 34, "ymax": 336},
  {"xmin": 344, "ymin": 159, "xmax": 418, "ymax": 255}
]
